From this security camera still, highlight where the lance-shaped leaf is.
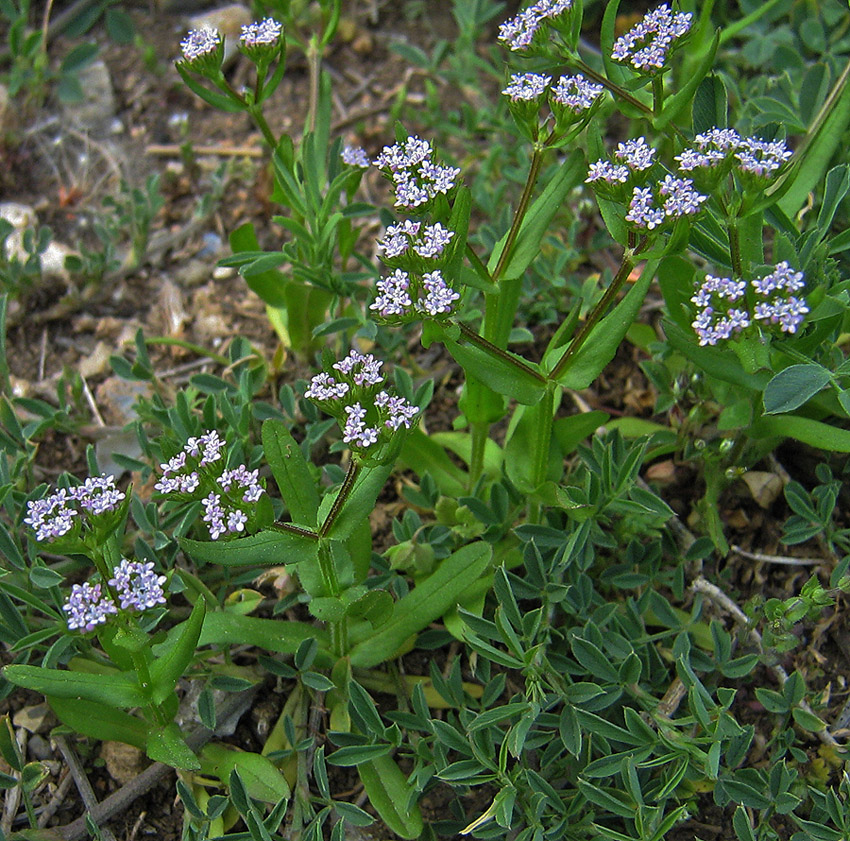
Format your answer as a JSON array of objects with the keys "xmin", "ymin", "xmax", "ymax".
[
  {"xmin": 549, "ymin": 258, "xmax": 658, "ymax": 389},
  {"xmin": 48, "ymin": 696, "xmax": 148, "ymax": 749},
  {"xmin": 149, "ymin": 597, "xmax": 205, "ymax": 706},
  {"xmin": 228, "ymin": 224, "xmax": 289, "ymax": 308},
  {"xmin": 200, "ymin": 743, "xmax": 290, "ymax": 804},
  {"xmin": 750, "ymin": 415, "xmax": 850, "ymax": 453},
  {"xmin": 176, "ymin": 64, "xmax": 243, "ymax": 113},
  {"xmin": 4, "ymin": 665, "xmax": 147, "ymax": 708},
  {"xmin": 654, "ymin": 30, "xmax": 720, "ymax": 130},
  {"xmin": 262, "ymin": 419, "xmax": 319, "ymax": 526},
  {"xmin": 486, "ymin": 149, "xmax": 586, "ymax": 282},
  {"xmin": 179, "ymin": 528, "xmax": 317, "ymax": 568},
  {"xmin": 358, "ymin": 754, "xmax": 424, "ymax": 840},
  {"xmin": 763, "ymin": 364, "xmax": 832, "ymax": 415},
  {"xmin": 349, "ymin": 542, "xmax": 492, "ymax": 668},
  {"xmin": 146, "ymin": 722, "xmax": 199, "ymax": 770}
]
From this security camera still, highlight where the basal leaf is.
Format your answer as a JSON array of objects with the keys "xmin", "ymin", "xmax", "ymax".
[{"xmin": 262, "ymin": 419, "xmax": 319, "ymax": 526}]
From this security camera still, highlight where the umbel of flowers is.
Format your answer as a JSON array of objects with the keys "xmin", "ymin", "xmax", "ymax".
[
  {"xmin": 305, "ymin": 351, "xmax": 419, "ymax": 455},
  {"xmin": 691, "ymin": 262, "xmax": 809, "ymax": 346},
  {"xmin": 155, "ymin": 430, "xmax": 266, "ymax": 541},
  {"xmin": 372, "ymin": 135, "xmax": 460, "ymax": 210},
  {"xmin": 585, "ymin": 137, "xmax": 708, "ymax": 233}
]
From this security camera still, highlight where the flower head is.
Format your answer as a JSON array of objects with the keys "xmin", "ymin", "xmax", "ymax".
[
  {"xmin": 63, "ymin": 583, "xmax": 117, "ymax": 632},
  {"xmin": 502, "ymin": 72, "xmax": 551, "ymax": 101},
  {"xmin": 180, "ymin": 26, "xmax": 221, "ymax": 62},
  {"xmin": 611, "ymin": 4, "xmax": 692, "ymax": 72},
  {"xmin": 109, "ymin": 560, "xmax": 167, "ymax": 611},
  {"xmin": 551, "ymin": 75, "xmax": 604, "ymax": 112},
  {"xmin": 341, "ymin": 145, "xmax": 370, "ymax": 168},
  {"xmin": 498, "ymin": 0, "xmax": 573, "ymax": 51},
  {"xmin": 417, "ymin": 270, "xmax": 461, "ymax": 316},
  {"xmin": 614, "ymin": 137, "xmax": 656, "ymax": 171},
  {"xmin": 373, "ymin": 136, "xmax": 459, "ymax": 209},
  {"xmin": 240, "ymin": 17, "xmax": 282, "ymax": 47},
  {"xmin": 24, "ymin": 489, "xmax": 77, "ymax": 543},
  {"xmin": 334, "ymin": 350, "xmax": 384, "ymax": 386}
]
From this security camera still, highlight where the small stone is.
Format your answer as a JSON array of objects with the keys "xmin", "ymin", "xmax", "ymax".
[
  {"xmin": 27, "ymin": 734, "xmax": 53, "ymax": 761},
  {"xmin": 212, "ymin": 265, "xmax": 236, "ymax": 280},
  {"xmin": 741, "ymin": 471, "xmax": 783, "ymax": 510},
  {"xmin": 95, "ymin": 377, "xmax": 154, "ymax": 426},
  {"xmin": 100, "ymin": 741, "xmax": 147, "ymax": 785},
  {"xmin": 13, "ymin": 703, "xmax": 55, "ymax": 734},
  {"xmin": 63, "ymin": 60, "xmax": 118, "ymax": 137},
  {"xmin": 175, "ymin": 259, "xmax": 211, "ymax": 288}
]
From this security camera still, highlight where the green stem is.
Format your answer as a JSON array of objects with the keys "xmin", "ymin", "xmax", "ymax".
[
  {"xmin": 728, "ymin": 218, "xmax": 743, "ymax": 278},
  {"xmin": 306, "ymin": 36, "xmax": 321, "ymax": 134},
  {"xmin": 550, "ymin": 235, "xmax": 645, "ymax": 381},
  {"xmin": 456, "ymin": 322, "xmax": 546, "ymax": 383},
  {"xmin": 269, "ymin": 522, "xmax": 320, "ymax": 539},
  {"xmin": 319, "ymin": 460, "xmax": 360, "ymax": 537},
  {"xmin": 492, "ymin": 148, "xmax": 545, "ymax": 286},
  {"xmin": 143, "ymin": 336, "xmax": 230, "ymax": 367},
  {"xmin": 469, "ymin": 422, "xmax": 488, "ymax": 488},
  {"xmin": 214, "ymin": 73, "xmax": 278, "ymax": 148},
  {"xmin": 465, "ymin": 242, "xmax": 495, "ymax": 289},
  {"xmin": 652, "ymin": 76, "xmax": 664, "ymax": 116}
]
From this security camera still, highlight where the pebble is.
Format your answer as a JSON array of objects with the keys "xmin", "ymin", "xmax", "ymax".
[
  {"xmin": 63, "ymin": 60, "xmax": 119, "ymax": 137},
  {"xmin": 0, "ymin": 202, "xmax": 76, "ymax": 286}
]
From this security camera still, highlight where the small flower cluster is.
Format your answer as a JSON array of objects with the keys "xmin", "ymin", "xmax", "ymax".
[
  {"xmin": 675, "ymin": 128, "xmax": 793, "ymax": 183},
  {"xmin": 371, "ymin": 268, "xmax": 460, "ymax": 320},
  {"xmin": 586, "ymin": 138, "xmax": 707, "ymax": 230},
  {"xmin": 373, "ymin": 136, "xmax": 460, "ymax": 209},
  {"xmin": 498, "ymin": 0, "xmax": 573, "ymax": 51},
  {"xmin": 305, "ymin": 351, "xmax": 419, "ymax": 453},
  {"xmin": 341, "ymin": 145, "xmax": 371, "ymax": 168},
  {"xmin": 180, "ymin": 26, "xmax": 220, "ymax": 62},
  {"xmin": 611, "ymin": 4, "xmax": 692, "ymax": 73},
  {"xmin": 377, "ymin": 221, "xmax": 455, "ymax": 260},
  {"xmin": 24, "ymin": 475, "xmax": 125, "ymax": 543},
  {"xmin": 690, "ymin": 262, "xmax": 809, "ymax": 346},
  {"xmin": 239, "ymin": 17, "xmax": 282, "ymax": 47},
  {"xmin": 501, "ymin": 72, "xmax": 603, "ymax": 112},
  {"xmin": 624, "ymin": 175, "xmax": 706, "ymax": 230},
  {"xmin": 155, "ymin": 430, "xmax": 265, "ymax": 541},
  {"xmin": 62, "ymin": 559, "xmax": 167, "ymax": 632}
]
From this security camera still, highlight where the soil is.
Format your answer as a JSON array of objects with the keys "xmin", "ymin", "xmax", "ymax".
[{"xmin": 1, "ymin": 2, "xmax": 848, "ymax": 840}]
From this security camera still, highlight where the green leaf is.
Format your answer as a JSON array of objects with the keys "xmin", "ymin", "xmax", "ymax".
[
  {"xmin": 348, "ymin": 542, "xmax": 492, "ymax": 668},
  {"xmin": 443, "ymin": 332, "xmax": 546, "ymax": 406},
  {"xmin": 149, "ymin": 597, "xmax": 205, "ymax": 706},
  {"xmin": 763, "ymin": 365, "xmax": 832, "ymax": 414},
  {"xmin": 48, "ymin": 696, "xmax": 148, "ymax": 749},
  {"xmin": 791, "ymin": 706, "xmax": 825, "ymax": 732},
  {"xmin": 749, "ymin": 415, "xmax": 850, "ymax": 453},
  {"xmin": 486, "ymin": 149, "xmax": 586, "ymax": 281},
  {"xmin": 179, "ymin": 529, "xmax": 317, "ymax": 567},
  {"xmin": 571, "ymin": 637, "xmax": 619, "ymax": 683},
  {"xmin": 778, "ymin": 60, "xmax": 850, "ymax": 218},
  {"xmin": 196, "ymin": 612, "xmax": 331, "ymax": 662},
  {"xmin": 346, "ymin": 590, "xmax": 393, "ymax": 629},
  {"xmin": 692, "ymin": 74, "xmax": 727, "ymax": 135},
  {"xmin": 229, "ymin": 224, "xmax": 289, "ymax": 307},
  {"xmin": 200, "ymin": 744, "xmax": 290, "ymax": 803},
  {"xmin": 146, "ymin": 723, "xmax": 199, "ymax": 770},
  {"xmin": 551, "ymin": 258, "xmax": 658, "ymax": 388},
  {"xmin": 176, "ymin": 64, "xmax": 243, "ymax": 113},
  {"xmin": 327, "ymin": 744, "xmax": 392, "ymax": 766},
  {"xmin": 358, "ymin": 755, "xmax": 423, "ymax": 840},
  {"xmin": 0, "ymin": 715, "xmax": 22, "ymax": 771},
  {"xmin": 323, "ymin": 463, "xmax": 393, "ymax": 542},
  {"xmin": 262, "ymin": 420, "xmax": 319, "ymax": 526},
  {"xmin": 654, "ymin": 30, "xmax": 720, "ymax": 130},
  {"xmin": 4, "ymin": 665, "xmax": 146, "ymax": 708}
]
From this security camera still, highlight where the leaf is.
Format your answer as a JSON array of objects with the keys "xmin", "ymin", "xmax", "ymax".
[
  {"xmin": 398, "ymin": 429, "xmax": 468, "ymax": 497},
  {"xmin": 571, "ymin": 637, "xmax": 620, "ymax": 683},
  {"xmin": 763, "ymin": 365, "xmax": 832, "ymax": 414},
  {"xmin": 262, "ymin": 420, "xmax": 319, "ymax": 526},
  {"xmin": 749, "ymin": 415, "xmax": 850, "ymax": 453},
  {"xmin": 4, "ymin": 665, "xmax": 146, "ymax": 708},
  {"xmin": 348, "ymin": 542, "xmax": 492, "ymax": 668},
  {"xmin": 486, "ymin": 149, "xmax": 586, "ymax": 281},
  {"xmin": 358, "ymin": 755, "xmax": 423, "ymax": 840},
  {"xmin": 692, "ymin": 74, "xmax": 727, "ymax": 135},
  {"xmin": 323, "ymin": 463, "xmax": 393, "ymax": 542},
  {"xmin": 200, "ymin": 744, "xmax": 290, "ymax": 803},
  {"xmin": 146, "ymin": 723, "xmax": 199, "ymax": 770},
  {"xmin": 551, "ymin": 258, "xmax": 658, "ymax": 388},
  {"xmin": 443, "ymin": 333, "xmax": 546, "ymax": 406},
  {"xmin": 326, "ymin": 744, "xmax": 392, "ymax": 766},
  {"xmin": 229, "ymin": 224, "xmax": 289, "ymax": 307},
  {"xmin": 654, "ymin": 31, "xmax": 720, "ymax": 130},
  {"xmin": 149, "ymin": 598, "xmax": 205, "ymax": 706},
  {"xmin": 48, "ymin": 696, "xmax": 147, "ymax": 749},
  {"xmin": 179, "ymin": 529, "xmax": 317, "ymax": 568}
]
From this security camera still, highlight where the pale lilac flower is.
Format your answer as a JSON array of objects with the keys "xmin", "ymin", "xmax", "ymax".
[
  {"xmin": 497, "ymin": 0, "xmax": 573, "ymax": 51},
  {"xmin": 63, "ymin": 583, "xmax": 117, "ymax": 632},
  {"xmin": 611, "ymin": 4, "xmax": 692, "ymax": 72},
  {"xmin": 551, "ymin": 75, "xmax": 603, "ymax": 112},
  {"xmin": 502, "ymin": 72, "xmax": 551, "ymax": 101},
  {"xmin": 341, "ymin": 145, "xmax": 371, "ymax": 168},
  {"xmin": 417, "ymin": 270, "xmax": 461, "ymax": 316},
  {"xmin": 180, "ymin": 27, "xmax": 220, "ymax": 62},
  {"xmin": 220, "ymin": 465, "xmax": 264, "ymax": 503},
  {"xmin": 305, "ymin": 372, "xmax": 350, "ymax": 401},
  {"xmin": 377, "ymin": 221, "xmax": 421, "ymax": 258},
  {"xmin": 201, "ymin": 493, "xmax": 227, "ymax": 540},
  {"xmin": 240, "ymin": 17, "xmax": 282, "ymax": 46},
  {"xmin": 413, "ymin": 223, "xmax": 454, "ymax": 258},
  {"xmin": 342, "ymin": 403, "xmax": 379, "ymax": 449},
  {"xmin": 109, "ymin": 560, "xmax": 167, "ymax": 611},
  {"xmin": 375, "ymin": 392, "xmax": 419, "ymax": 431},
  {"xmin": 695, "ymin": 128, "xmax": 742, "ymax": 152},
  {"xmin": 614, "ymin": 137, "xmax": 656, "ymax": 171},
  {"xmin": 658, "ymin": 175, "xmax": 707, "ymax": 216},
  {"xmin": 24, "ymin": 490, "xmax": 77, "ymax": 543},
  {"xmin": 70, "ymin": 475, "xmax": 125, "ymax": 516},
  {"xmin": 227, "ymin": 510, "xmax": 248, "ymax": 533},
  {"xmin": 334, "ymin": 351, "xmax": 384, "ymax": 386},
  {"xmin": 625, "ymin": 187, "xmax": 665, "ymax": 230},
  {"xmin": 735, "ymin": 137, "xmax": 792, "ymax": 178},
  {"xmin": 374, "ymin": 136, "xmax": 433, "ymax": 171},
  {"xmin": 586, "ymin": 160, "xmax": 629, "ymax": 184},
  {"xmin": 675, "ymin": 148, "xmax": 725, "ymax": 171},
  {"xmin": 374, "ymin": 136, "xmax": 459, "ymax": 209},
  {"xmin": 371, "ymin": 270, "xmax": 413, "ymax": 318}
]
